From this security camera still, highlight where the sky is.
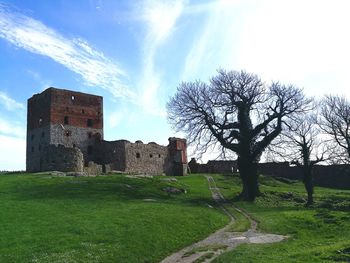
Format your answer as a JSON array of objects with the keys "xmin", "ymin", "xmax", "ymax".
[{"xmin": 1, "ymin": 0, "xmax": 350, "ymax": 170}]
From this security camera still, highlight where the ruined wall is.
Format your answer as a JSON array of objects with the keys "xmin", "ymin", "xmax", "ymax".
[
  {"xmin": 49, "ymin": 124, "xmax": 102, "ymax": 163},
  {"xmin": 40, "ymin": 144, "xmax": 84, "ymax": 172},
  {"xmin": 94, "ymin": 140, "xmax": 127, "ymax": 171},
  {"xmin": 258, "ymin": 162, "xmax": 350, "ymax": 189},
  {"xmin": 188, "ymin": 158, "xmax": 237, "ymax": 174},
  {"xmin": 93, "ymin": 139, "xmax": 188, "ymax": 176},
  {"xmin": 124, "ymin": 141, "xmax": 168, "ymax": 175}
]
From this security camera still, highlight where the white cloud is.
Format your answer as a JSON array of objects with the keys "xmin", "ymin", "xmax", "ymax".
[
  {"xmin": 0, "ymin": 3, "xmax": 135, "ymax": 99},
  {"xmin": 233, "ymin": 0, "xmax": 350, "ymax": 98},
  {"xmin": 0, "ymin": 134, "xmax": 25, "ymax": 171},
  {"xmin": 137, "ymin": 0, "xmax": 185, "ymax": 115},
  {"xmin": 0, "ymin": 91, "xmax": 25, "ymax": 111},
  {"xmin": 180, "ymin": 0, "xmax": 350, "ymax": 100},
  {"xmin": 0, "ymin": 118, "xmax": 26, "ymax": 138}
]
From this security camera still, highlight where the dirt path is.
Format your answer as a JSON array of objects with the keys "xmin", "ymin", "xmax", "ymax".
[{"xmin": 160, "ymin": 176, "xmax": 287, "ymax": 263}]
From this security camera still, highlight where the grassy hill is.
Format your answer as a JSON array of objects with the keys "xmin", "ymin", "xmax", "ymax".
[{"xmin": 0, "ymin": 173, "xmax": 349, "ymax": 262}]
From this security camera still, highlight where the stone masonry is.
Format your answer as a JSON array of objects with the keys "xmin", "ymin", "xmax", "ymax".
[{"xmin": 26, "ymin": 87, "xmax": 188, "ymax": 175}]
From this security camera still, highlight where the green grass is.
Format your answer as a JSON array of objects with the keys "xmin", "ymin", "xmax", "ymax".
[
  {"xmin": 1, "ymin": 172, "xmax": 349, "ymax": 262},
  {"xmin": 0, "ymin": 173, "xmax": 228, "ymax": 262},
  {"xmin": 212, "ymin": 174, "xmax": 350, "ymax": 263}
]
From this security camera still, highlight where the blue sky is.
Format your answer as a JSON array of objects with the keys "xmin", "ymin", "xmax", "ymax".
[{"xmin": 1, "ymin": 0, "xmax": 350, "ymax": 170}]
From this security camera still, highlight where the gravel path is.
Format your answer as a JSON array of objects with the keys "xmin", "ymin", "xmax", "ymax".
[{"xmin": 160, "ymin": 176, "xmax": 287, "ymax": 263}]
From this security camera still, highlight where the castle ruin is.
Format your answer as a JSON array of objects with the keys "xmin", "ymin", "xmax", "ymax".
[{"xmin": 26, "ymin": 87, "xmax": 187, "ymax": 176}]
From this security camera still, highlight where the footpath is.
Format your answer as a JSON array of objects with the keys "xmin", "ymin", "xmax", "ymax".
[{"xmin": 161, "ymin": 175, "xmax": 286, "ymax": 263}]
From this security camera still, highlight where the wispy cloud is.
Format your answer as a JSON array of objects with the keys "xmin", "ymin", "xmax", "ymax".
[
  {"xmin": 0, "ymin": 3, "xmax": 135, "ymax": 99},
  {"xmin": 0, "ymin": 91, "xmax": 25, "ymax": 111},
  {"xmin": 182, "ymin": 0, "xmax": 241, "ymax": 81},
  {"xmin": 137, "ymin": 0, "xmax": 185, "ymax": 115}
]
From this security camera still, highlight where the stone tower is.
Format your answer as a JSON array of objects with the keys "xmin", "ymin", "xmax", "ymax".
[
  {"xmin": 26, "ymin": 87, "xmax": 103, "ymax": 172},
  {"xmin": 167, "ymin": 137, "xmax": 188, "ymax": 176}
]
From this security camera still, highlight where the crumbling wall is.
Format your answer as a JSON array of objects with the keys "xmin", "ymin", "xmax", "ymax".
[
  {"xmin": 49, "ymin": 124, "xmax": 102, "ymax": 162},
  {"xmin": 94, "ymin": 140, "xmax": 127, "ymax": 171},
  {"xmin": 188, "ymin": 158, "xmax": 237, "ymax": 174},
  {"xmin": 258, "ymin": 162, "xmax": 350, "ymax": 189},
  {"xmin": 40, "ymin": 144, "xmax": 84, "ymax": 172},
  {"xmin": 124, "ymin": 141, "xmax": 168, "ymax": 175}
]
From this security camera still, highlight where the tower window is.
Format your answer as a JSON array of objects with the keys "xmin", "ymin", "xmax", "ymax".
[
  {"xmin": 81, "ymin": 109, "xmax": 85, "ymax": 114},
  {"xmin": 31, "ymin": 134, "xmax": 35, "ymax": 141},
  {"xmin": 31, "ymin": 146, "xmax": 34, "ymax": 152},
  {"xmin": 150, "ymin": 154, "xmax": 153, "ymax": 158},
  {"xmin": 136, "ymin": 152, "xmax": 140, "ymax": 158},
  {"xmin": 41, "ymin": 132, "xmax": 45, "ymax": 138},
  {"xmin": 64, "ymin": 116, "xmax": 69, "ymax": 124},
  {"xmin": 87, "ymin": 119, "xmax": 93, "ymax": 127}
]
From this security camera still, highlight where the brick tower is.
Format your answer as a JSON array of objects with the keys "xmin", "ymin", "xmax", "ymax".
[
  {"xmin": 26, "ymin": 87, "xmax": 103, "ymax": 172},
  {"xmin": 167, "ymin": 137, "xmax": 188, "ymax": 176}
]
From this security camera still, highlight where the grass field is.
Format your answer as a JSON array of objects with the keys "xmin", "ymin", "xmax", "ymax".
[
  {"xmin": 213, "ymin": 174, "xmax": 350, "ymax": 263},
  {"xmin": 0, "ymin": 173, "xmax": 228, "ymax": 262},
  {"xmin": 0, "ymin": 172, "xmax": 349, "ymax": 262}
]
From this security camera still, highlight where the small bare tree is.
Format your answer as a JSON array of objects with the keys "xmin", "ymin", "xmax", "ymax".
[
  {"xmin": 167, "ymin": 70, "xmax": 311, "ymax": 201},
  {"xmin": 271, "ymin": 114, "xmax": 327, "ymax": 205},
  {"xmin": 319, "ymin": 95, "xmax": 350, "ymax": 163}
]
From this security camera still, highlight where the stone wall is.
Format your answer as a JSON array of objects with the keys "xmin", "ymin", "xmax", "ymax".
[
  {"xmin": 94, "ymin": 140, "xmax": 127, "ymax": 171},
  {"xmin": 189, "ymin": 159, "xmax": 349, "ymax": 189},
  {"xmin": 26, "ymin": 125, "xmax": 51, "ymax": 172},
  {"xmin": 124, "ymin": 141, "xmax": 168, "ymax": 175},
  {"xmin": 49, "ymin": 124, "xmax": 102, "ymax": 163},
  {"xmin": 258, "ymin": 162, "xmax": 350, "ymax": 189},
  {"xmin": 40, "ymin": 144, "xmax": 84, "ymax": 172},
  {"xmin": 93, "ymin": 138, "xmax": 188, "ymax": 176},
  {"xmin": 188, "ymin": 158, "xmax": 237, "ymax": 174}
]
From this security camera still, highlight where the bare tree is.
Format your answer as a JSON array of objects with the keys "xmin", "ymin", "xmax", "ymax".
[
  {"xmin": 167, "ymin": 70, "xmax": 311, "ymax": 201},
  {"xmin": 319, "ymin": 95, "xmax": 350, "ymax": 163},
  {"xmin": 271, "ymin": 114, "xmax": 327, "ymax": 205}
]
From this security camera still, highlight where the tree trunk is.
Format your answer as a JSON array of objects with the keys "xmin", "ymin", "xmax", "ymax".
[
  {"xmin": 237, "ymin": 157, "xmax": 259, "ymax": 201},
  {"xmin": 303, "ymin": 168, "xmax": 314, "ymax": 206}
]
